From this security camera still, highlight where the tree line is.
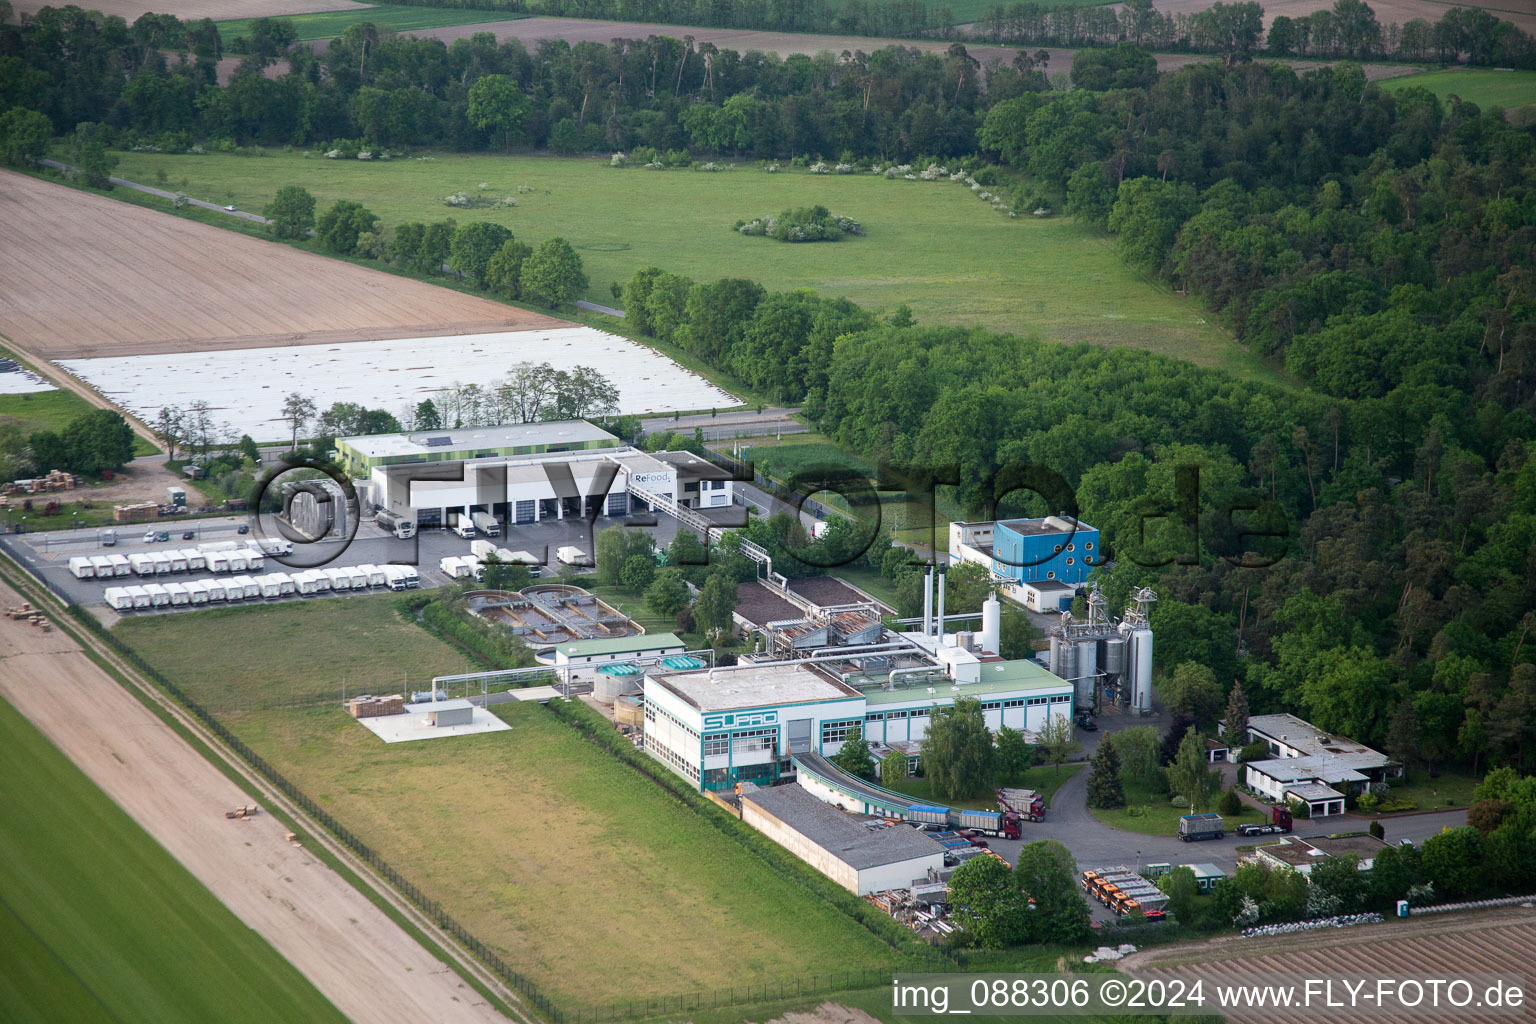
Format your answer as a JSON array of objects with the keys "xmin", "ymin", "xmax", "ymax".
[
  {"xmin": 0, "ymin": 406, "xmax": 135, "ymax": 480},
  {"xmin": 2, "ymin": 1, "xmax": 1531, "ymax": 174}
]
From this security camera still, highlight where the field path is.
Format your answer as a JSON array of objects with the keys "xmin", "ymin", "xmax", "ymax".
[{"xmin": 0, "ymin": 578, "xmax": 509, "ymax": 1024}]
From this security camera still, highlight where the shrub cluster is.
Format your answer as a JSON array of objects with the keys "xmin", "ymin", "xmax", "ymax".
[{"xmin": 735, "ymin": 205, "xmax": 862, "ymax": 243}]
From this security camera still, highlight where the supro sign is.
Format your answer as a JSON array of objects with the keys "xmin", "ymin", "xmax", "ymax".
[{"xmin": 701, "ymin": 710, "xmax": 779, "ymax": 730}]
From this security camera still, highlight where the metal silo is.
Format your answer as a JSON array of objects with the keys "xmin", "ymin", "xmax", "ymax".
[{"xmin": 1075, "ymin": 640, "xmax": 1098, "ymax": 705}]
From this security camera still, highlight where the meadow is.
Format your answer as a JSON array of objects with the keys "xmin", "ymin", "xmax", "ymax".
[
  {"xmin": 1086, "ymin": 778, "xmax": 1265, "ymax": 836},
  {"xmin": 0, "ymin": 697, "xmax": 347, "ymax": 1024},
  {"xmin": 888, "ymin": 763, "xmax": 1085, "ymax": 811},
  {"xmin": 1378, "ymin": 68, "xmax": 1536, "ymax": 111},
  {"xmin": 112, "ymin": 593, "xmax": 470, "ymax": 713},
  {"xmin": 215, "ymin": 6, "xmax": 524, "ymax": 43},
  {"xmin": 0, "ymin": 388, "xmax": 96, "ymax": 436},
  {"xmin": 230, "ymin": 701, "xmax": 914, "ymax": 1008},
  {"xmin": 109, "ymin": 151, "xmax": 1269, "ymax": 380}
]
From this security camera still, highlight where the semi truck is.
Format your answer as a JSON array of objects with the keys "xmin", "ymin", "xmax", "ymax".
[
  {"xmin": 1178, "ymin": 813, "xmax": 1225, "ymax": 841},
  {"xmin": 995, "ymin": 787, "xmax": 1047, "ymax": 822},
  {"xmin": 906, "ymin": 805, "xmax": 1023, "ymax": 840},
  {"xmin": 1236, "ymin": 805, "xmax": 1294, "ymax": 836},
  {"xmin": 471, "ymin": 511, "xmax": 500, "ymax": 537},
  {"xmin": 375, "ymin": 509, "xmax": 416, "ymax": 539}
]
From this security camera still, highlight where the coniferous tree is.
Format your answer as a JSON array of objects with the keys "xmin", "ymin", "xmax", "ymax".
[{"xmin": 1086, "ymin": 735, "xmax": 1125, "ymax": 809}]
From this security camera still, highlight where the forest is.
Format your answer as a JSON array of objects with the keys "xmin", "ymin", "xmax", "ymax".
[{"xmin": 2, "ymin": 0, "xmax": 1533, "ymax": 162}]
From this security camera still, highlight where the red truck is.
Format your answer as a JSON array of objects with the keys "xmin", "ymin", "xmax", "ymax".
[
  {"xmin": 1236, "ymin": 805, "xmax": 1294, "ymax": 836},
  {"xmin": 995, "ymin": 787, "xmax": 1046, "ymax": 822}
]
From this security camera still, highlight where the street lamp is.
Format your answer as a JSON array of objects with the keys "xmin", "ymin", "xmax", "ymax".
[{"xmin": 1135, "ymin": 850, "xmax": 1142, "ymax": 875}]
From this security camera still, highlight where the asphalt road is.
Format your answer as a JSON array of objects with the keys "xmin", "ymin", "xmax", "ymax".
[{"xmin": 40, "ymin": 158, "xmax": 271, "ymax": 223}]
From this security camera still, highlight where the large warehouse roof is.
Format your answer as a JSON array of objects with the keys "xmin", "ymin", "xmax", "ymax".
[
  {"xmin": 651, "ymin": 662, "xmax": 861, "ymax": 713},
  {"xmin": 740, "ymin": 784, "xmax": 940, "ymax": 870}
]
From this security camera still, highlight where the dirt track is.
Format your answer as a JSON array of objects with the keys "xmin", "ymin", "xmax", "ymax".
[
  {"xmin": 0, "ymin": 169, "xmax": 564, "ymax": 362},
  {"xmin": 0, "ymin": 577, "xmax": 509, "ymax": 1024}
]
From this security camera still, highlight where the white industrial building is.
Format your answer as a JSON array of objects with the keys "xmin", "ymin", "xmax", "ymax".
[
  {"xmin": 338, "ymin": 421, "xmax": 739, "ymax": 531},
  {"xmin": 738, "ymin": 783, "xmax": 944, "ymax": 895},
  {"xmin": 642, "ymin": 585, "xmax": 1075, "ymax": 795},
  {"xmin": 1243, "ymin": 713, "xmax": 1399, "ymax": 818}
]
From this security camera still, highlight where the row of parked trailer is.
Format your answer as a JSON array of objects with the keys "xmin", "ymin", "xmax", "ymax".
[
  {"xmin": 441, "ymin": 547, "xmax": 544, "ymax": 580},
  {"xmin": 103, "ymin": 564, "xmax": 420, "ymax": 611},
  {"xmin": 69, "ymin": 541, "xmax": 292, "ymax": 579}
]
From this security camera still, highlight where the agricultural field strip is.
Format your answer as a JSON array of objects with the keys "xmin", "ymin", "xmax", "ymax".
[
  {"xmin": 0, "ymin": 578, "xmax": 508, "ymax": 1024},
  {"xmin": 12, "ymin": 0, "xmax": 371, "ymax": 21},
  {"xmin": 0, "ymin": 168, "xmax": 558, "ymax": 362}
]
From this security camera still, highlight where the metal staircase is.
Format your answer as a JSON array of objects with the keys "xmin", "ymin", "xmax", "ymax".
[{"xmin": 622, "ymin": 472, "xmax": 783, "ymax": 586}]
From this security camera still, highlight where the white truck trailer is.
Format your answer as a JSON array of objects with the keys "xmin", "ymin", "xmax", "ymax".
[
  {"xmin": 556, "ymin": 546, "xmax": 588, "ymax": 566},
  {"xmin": 184, "ymin": 579, "xmax": 209, "ymax": 604},
  {"xmin": 181, "ymin": 548, "xmax": 206, "ymax": 571},
  {"xmin": 472, "ymin": 511, "xmax": 500, "ymax": 537},
  {"xmin": 165, "ymin": 582, "xmax": 190, "ymax": 606},
  {"xmin": 104, "ymin": 587, "xmax": 133, "ymax": 611},
  {"xmin": 129, "ymin": 553, "xmax": 156, "ymax": 575},
  {"xmin": 105, "ymin": 554, "xmax": 131, "ymax": 576},
  {"xmin": 68, "ymin": 556, "xmax": 95, "ymax": 579},
  {"xmin": 471, "ymin": 539, "xmax": 498, "ymax": 560},
  {"xmin": 90, "ymin": 555, "xmax": 115, "ymax": 577},
  {"xmin": 143, "ymin": 583, "xmax": 170, "ymax": 607},
  {"xmin": 127, "ymin": 585, "xmax": 151, "ymax": 609}
]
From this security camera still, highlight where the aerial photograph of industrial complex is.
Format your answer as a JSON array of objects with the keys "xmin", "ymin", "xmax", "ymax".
[{"xmin": 2, "ymin": 0, "xmax": 1535, "ymax": 1019}]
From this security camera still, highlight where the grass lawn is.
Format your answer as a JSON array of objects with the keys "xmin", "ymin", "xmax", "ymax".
[
  {"xmin": 0, "ymin": 387, "xmax": 157, "ymax": 457},
  {"xmin": 936, "ymin": 0, "xmax": 1111, "ymax": 22},
  {"xmin": 1087, "ymin": 778, "xmax": 1265, "ymax": 836},
  {"xmin": 112, "ymin": 593, "xmax": 468, "ymax": 713},
  {"xmin": 889, "ymin": 763, "xmax": 1085, "ymax": 811},
  {"xmin": 107, "ymin": 151, "xmax": 1272, "ymax": 381},
  {"xmin": 0, "ymin": 697, "xmax": 347, "ymax": 1024},
  {"xmin": 1380, "ymin": 68, "xmax": 1536, "ymax": 111},
  {"xmin": 1369, "ymin": 769, "xmax": 1482, "ymax": 813},
  {"xmin": 214, "ymin": 7, "xmax": 523, "ymax": 43},
  {"xmin": 230, "ymin": 701, "xmax": 914, "ymax": 1009}
]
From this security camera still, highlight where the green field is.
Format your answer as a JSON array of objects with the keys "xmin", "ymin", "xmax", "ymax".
[
  {"xmin": 1372, "ymin": 769, "xmax": 1481, "ymax": 813},
  {"xmin": 0, "ymin": 388, "xmax": 96, "ymax": 436},
  {"xmin": 231, "ymin": 701, "xmax": 913, "ymax": 1008},
  {"xmin": 215, "ymin": 6, "xmax": 522, "ymax": 44},
  {"xmin": 0, "ymin": 697, "xmax": 347, "ymax": 1024},
  {"xmin": 889, "ymin": 763, "xmax": 1084, "ymax": 812},
  {"xmin": 1380, "ymin": 68, "xmax": 1536, "ymax": 110},
  {"xmin": 112, "ymin": 593, "xmax": 468, "ymax": 713},
  {"xmin": 108, "ymin": 151, "xmax": 1268, "ymax": 380},
  {"xmin": 1087, "ymin": 779, "xmax": 1265, "ymax": 836},
  {"xmin": 936, "ymin": 0, "xmax": 1111, "ymax": 24}
]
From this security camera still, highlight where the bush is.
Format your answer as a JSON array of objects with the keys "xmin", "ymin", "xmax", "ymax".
[
  {"xmin": 1217, "ymin": 788, "xmax": 1243, "ymax": 816},
  {"xmin": 1238, "ymin": 741, "xmax": 1271, "ymax": 763},
  {"xmin": 736, "ymin": 204, "xmax": 862, "ymax": 243}
]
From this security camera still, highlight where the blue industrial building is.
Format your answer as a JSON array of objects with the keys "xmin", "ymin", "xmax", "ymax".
[{"xmin": 948, "ymin": 515, "xmax": 1099, "ymax": 594}]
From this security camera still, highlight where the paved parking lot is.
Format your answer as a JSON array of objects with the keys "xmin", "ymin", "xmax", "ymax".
[{"xmin": 0, "ymin": 510, "xmax": 701, "ymax": 615}]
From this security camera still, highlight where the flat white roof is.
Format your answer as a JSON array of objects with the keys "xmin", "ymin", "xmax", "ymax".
[
  {"xmin": 338, "ymin": 420, "xmax": 618, "ymax": 459},
  {"xmin": 650, "ymin": 663, "xmax": 862, "ymax": 713},
  {"xmin": 355, "ymin": 703, "xmax": 510, "ymax": 743},
  {"xmin": 1247, "ymin": 713, "xmax": 1382, "ymax": 758}
]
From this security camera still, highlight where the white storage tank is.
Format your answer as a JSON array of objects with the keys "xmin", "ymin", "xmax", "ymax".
[
  {"xmin": 68, "ymin": 556, "xmax": 95, "ymax": 579},
  {"xmin": 144, "ymin": 583, "xmax": 170, "ymax": 607},
  {"xmin": 127, "ymin": 585, "xmax": 151, "ymax": 609},
  {"xmin": 165, "ymin": 582, "xmax": 189, "ymax": 606},
  {"xmin": 104, "ymin": 587, "xmax": 132, "ymax": 611},
  {"xmin": 980, "ymin": 596, "xmax": 1001, "ymax": 654},
  {"xmin": 1130, "ymin": 628, "xmax": 1154, "ymax": 714},
  {"xmin": 1075, "ymin": 640, "xmax": 1098, "ymax": 705},
  {"xmin": 1101, "ymin": 635, "xmax": 1127, "ymax": 676}
]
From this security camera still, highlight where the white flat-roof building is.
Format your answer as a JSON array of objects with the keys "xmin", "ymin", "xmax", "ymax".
[
  {"xmin": 738, "ymin": 783, "xmax": 944, "ymax": 895},
  {"xmin": 346, "ymin": 420, "xmax": 739, "ymax": 531},
  {"xmin": 1243, "ymin": 712, "xmax": 1399, "ymax": 817},
  {"xmin": 642, "ymin": 651, "xmax": 1075, "ymax": 794}
]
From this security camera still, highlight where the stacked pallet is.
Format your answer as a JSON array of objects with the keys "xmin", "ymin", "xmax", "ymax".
[
  {"xmin": 345, "ymin": 693, "xmax": 406, "ymax": 718},
  {"xmin": 2, "ymin": 469, "xmax": 77, "ymax": 495},
  {"xmin": 113, "ymin": 501, "xmax": 160, "ymax": 522}
]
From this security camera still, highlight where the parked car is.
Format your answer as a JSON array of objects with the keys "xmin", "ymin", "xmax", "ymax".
[
  {"xmin": 236, "ymin": 524, "xmax": 249, "ymax": 534},
  {"xmin": 142, "ymin": 530, "xmax": 155, "ymax": 543},
  {"xmin": 223, "ymin": 204, "xmax": 237, "ymax": 211},
  {"xmin": 1076, "ymin": 713, "xmax": 1098, "ymax": 731},
  {"xmin": 154, "ymin": 531, "xmax": 170, "ymax": 542},
  {"xmin": 181, "ymin": 530, "xmax": 195, "ymax": 540}
]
